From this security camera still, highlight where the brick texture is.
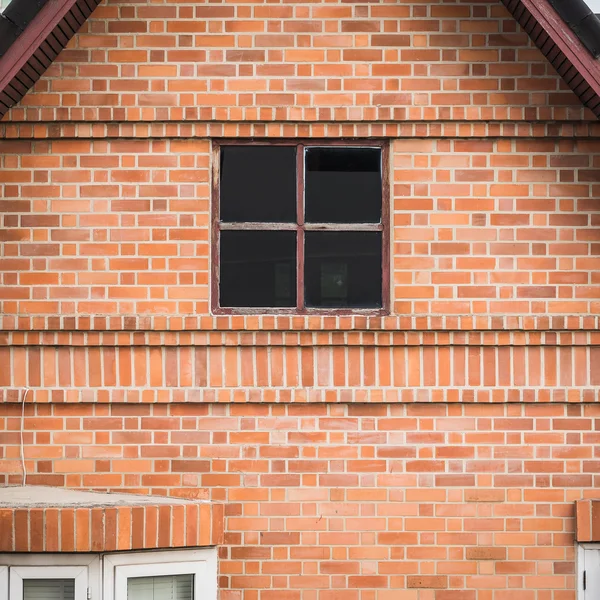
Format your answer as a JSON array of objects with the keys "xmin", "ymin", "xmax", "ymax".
[
  {"xmin": 0, "ymin": 335, "xmax": 599, "ymax": 404},
  {"xmin": 2, "ymin": 0, "xmax": 591, "ymax": 124},
  {"xmin": 575, "ymin": 499, "xmax": 600, "ymax": 543},
  {"xmin": 0, "ymin": 500, "xmax": 224, "ymax": 552},
  {"xmin": 1, "ymin": 0, "xmax": 600, "ymax": 599},
  {"xmin": 0, "ymin": 402, "xmax": 598, "ymax": 597},
  {"xmin": 1, "ymin": 137, "xmax": 600, "ymax": 320}
]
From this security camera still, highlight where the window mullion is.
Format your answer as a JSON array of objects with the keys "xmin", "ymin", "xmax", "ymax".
[{"xmin": 296, "ymin": 143, "xmax": 305, "ymax": 311}]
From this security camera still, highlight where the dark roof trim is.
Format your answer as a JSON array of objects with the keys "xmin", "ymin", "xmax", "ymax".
[
  {"xmin": 501, "ymin": 0, "xmax": 600, "ymax": 119},
  {"xmin": 549, "ymin": 0, "xmax": 600, "ymax": 58},
  {"xmin": 0, "ymin": 0, "xmax": 100, "ymax": 118},
  {"xmin": 0, "ymin": 0, "xmax": 599, "ymax": 120},
  {"xmin": 0, "ymin": 0, "xmax": 51, "ymax": 58}
]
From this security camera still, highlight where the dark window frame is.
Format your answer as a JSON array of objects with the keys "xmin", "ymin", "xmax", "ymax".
[{"xmin": 211, "ymin": 139, "xmax": 390, "ymax": 315}]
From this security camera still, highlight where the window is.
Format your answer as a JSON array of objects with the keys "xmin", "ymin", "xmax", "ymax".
[
  {"xmin": 0, "ymin": 549, "xmax": 216, "ymax": 600},
  {"xmin": 579, "ymin": 544, "xmax": 600, "ymax": 598},
  {"xmin": 104, "ymin": 548, "xmax": 217, "ymax": 600},
  {"xmin": 213, "ymin": 141, "xmax": 389, "ymax": 313},
  {"xmin": 0, "ymin": 556, "xmax": 100, "ymax": 600}
]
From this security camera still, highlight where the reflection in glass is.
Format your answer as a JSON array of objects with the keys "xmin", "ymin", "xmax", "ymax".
[
  {"xmin": 305, "ymin": 147, "xmax": 381, "ymax": 224},
  {"xmin": 305, "ymin": 231, "xmax": 382, "ymax": 308}
]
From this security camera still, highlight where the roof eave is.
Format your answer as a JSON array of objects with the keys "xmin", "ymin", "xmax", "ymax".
[
  {"xmin": 0, "ymin": 0, "xmax": 101, "ymax": 119},
  {"xmin": 501, "ymin": 0, "xmax": 600, "ymax": 118}
]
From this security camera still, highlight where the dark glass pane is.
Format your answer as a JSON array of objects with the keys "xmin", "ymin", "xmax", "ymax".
[
  {"xmin": 220, "ymin": 230, "xmax": 296, "ymax": 307},
  {"xmin": 305, "ymin": 231, "xmax": 382, "ymax": 308},
  {"xmin": 305, "ymin": 147, "xmax": 381, "ymax": 224},
  {"xmin": 220, "ymin": 146, "xmax": 296, "ymax": 222}
]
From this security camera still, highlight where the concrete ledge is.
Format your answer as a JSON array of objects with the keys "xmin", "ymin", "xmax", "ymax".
[
  {"xmin": 575, "ymin": 499, "xmax": 600, "ymax": 542},
  {"xmin": 0, "ymin": 486, "xmax": 224, "ymax": 552}
]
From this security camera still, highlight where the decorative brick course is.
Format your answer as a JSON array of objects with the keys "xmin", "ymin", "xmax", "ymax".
[
  {"xmin": 0, "ymin": 487, "xmax": 224, "ymax": 552},
  {"xmin": 0, "ymin": 341, "xmax": 599, "ymax": 404}
]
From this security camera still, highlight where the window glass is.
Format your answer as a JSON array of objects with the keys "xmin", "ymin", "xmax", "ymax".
[
  {"xmin": 305, "ymin": 147, "xmax": 381, "ymax": 223},
  {"xmin": 220, "ymin": 146, "xmax": 296, "ymax": 223},
  {"xmin": 220, "ymin": 230, "xmax": 297, "ymax": 307},
  {"xmin": 127, "ymin": 574, "xmax": 193, "ymax": 600},
  {"xmin": 305, "ymin": 231, "xmax": 382, "ymax": 308},
  {"xmin": 23, "ymin": 579, "xmax": 75, "ymax": 600},
  {"xmin": 216, "ymin": 143, "xmax": 386, "ymax": 312}
]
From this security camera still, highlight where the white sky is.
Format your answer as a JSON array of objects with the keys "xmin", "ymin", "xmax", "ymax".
[{"xmin": 584, "ymin": 0, "xmax": 600, "ymax": 12}]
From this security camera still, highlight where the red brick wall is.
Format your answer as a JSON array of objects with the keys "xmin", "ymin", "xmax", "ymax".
[
  {"xmin": 1, "ymin": 0, "xmax": 591, "ymax": 124},
  {"xmin": 1, "ymin": 0, "xmax": 600, "ymax": 599},
  {"xmin": 1, "ymin": 136, "xmax": 600, "ymax": 320},
  {"xmin": 1, "ymin": 401, "xmax": 598, "ymax": 599}
]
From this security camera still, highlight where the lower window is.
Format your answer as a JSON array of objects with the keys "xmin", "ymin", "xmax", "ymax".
[
  {"xmin": 0, "ymin": 548, "xmax": 217, "ymax": 600},
  {"xmin": 579, "ymin": 544, "xmax": 600, "ymax": 599},
  {"xmin": 1, "ymin": 556, "xmax": 99, "ymax": 600},
  {"xmin": 104, "ymin": 549, "xmax": 216, "ymax": 600}
]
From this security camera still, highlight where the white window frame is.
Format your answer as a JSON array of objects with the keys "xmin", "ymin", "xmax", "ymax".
[
  {"xmin": 103, "ymin": 548, "xmax": 218, "ymax": 600},
  {"xmin": 0, "ymin": 566, "xmax": 7, "ymax": 599},
  {"xmin": 0, "ymin": 554, "xmax": 101, "ymax": 600},
  {"xmin": 578, "ymin": 543, "xmax": 600, "ymax": 599},
  {"xmin": 11, "ymin": 566, "xmax": 87, "ymax": 600}
]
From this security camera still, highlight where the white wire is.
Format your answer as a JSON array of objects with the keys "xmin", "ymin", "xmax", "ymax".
[{"xmin": 20, "ymin": 387, "xmax": 29, "ymax": 486}]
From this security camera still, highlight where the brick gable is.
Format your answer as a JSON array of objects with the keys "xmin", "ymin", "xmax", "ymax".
[{"xmin": 2, "ymin": 0, "xmax": 592, "ymax": 123}]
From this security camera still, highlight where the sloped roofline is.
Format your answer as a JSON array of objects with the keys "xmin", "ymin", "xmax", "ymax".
[
  {"xmin": 501, "ymin": 0, "xmax": 600, "ymax": 118},
  {"xmin": 0, "ymin": 0, "xmax": 101, "ymax": 118},
  {"xmin": 0, "ymin": 0, "xmax": 600, "ymax": 120}
]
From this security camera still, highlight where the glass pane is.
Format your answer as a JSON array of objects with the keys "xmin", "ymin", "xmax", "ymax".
[
  {"xmin": 305, "ymin": 231, "xmax": 382, "ymax": 308},
  {"xmin": 220, "ymin": 230, "xmax": 297, "ymax": 308},
  {"xmin": 24, "ymin": 579, "xmax": 75, "ymax": 600},
  {"xmin": 305, "ymin": 147, "xmax": 381, "ymax": 224},
  {"xmin": 220, "ymin": 146, "xmax": 297, "ymax": 223},
  {"xmin": 127, "ymin": 574, "xmax": 193, "ymax": 600}
]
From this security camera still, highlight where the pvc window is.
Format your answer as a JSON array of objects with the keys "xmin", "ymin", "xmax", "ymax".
[
  {"xmin": 579, "ymin": 544, "xmax": 600, "ymax": 599},
  {"xmin": 0, "ymin": 549, "xmax": 217, "ymax": 600},
  {"xmin": 104, "ymin": 548, "xmax": 217, "ymax": 600},
  {"xmin": 212, "ymin": 140, "xmax": 390, "ymax": 314}
]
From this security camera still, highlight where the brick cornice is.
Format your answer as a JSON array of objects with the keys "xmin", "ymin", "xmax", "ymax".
[
  {"xmin": 2, "ymin": 120, "xmax": 600, "ymax": 141},
  {"xmin": 1, "ymin": 314, "xmax": 599, "ymax": 335},
  {"xmin": 0, "ymin": 486, "xmax": 224, "ymax": 552},
  {"xmin": 575, "ymin": 499, "xmax": 600, "ymax": 543}
]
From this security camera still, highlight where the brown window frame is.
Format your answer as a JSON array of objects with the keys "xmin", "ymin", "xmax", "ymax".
[{"xmin": 211, "ymin": 139, "xmax": 390, "ymax": 315}]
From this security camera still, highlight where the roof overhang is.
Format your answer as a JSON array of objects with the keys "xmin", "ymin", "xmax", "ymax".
[
  {"xmin": 501, "ymin": 0, "xmax": 600, "ymax": 118},
  {"xmin": 0, "ymin": 0, "xmax": 600, "ymax": 120},
  {"xmin": 0, "ymin": 0, "xmax": 101, "ymax": 119}
]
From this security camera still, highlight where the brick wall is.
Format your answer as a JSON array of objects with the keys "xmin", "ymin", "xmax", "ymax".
[
  {"xmin": 1, "ymin": 401, "xmax": 598, "ymax": 599},
  {"xmin": 1, "ymin": 0, "xmax": 600, "ymax": 599},
  {"xmin": 1, "ymin": 0, "xmax": 591, "ymax": 124},
  {"xmin": 1, "ymin": 136, "xmax": 600, "ymax": 320}
]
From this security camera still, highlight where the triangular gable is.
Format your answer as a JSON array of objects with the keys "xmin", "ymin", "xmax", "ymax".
[{"xmin": 0, "ymin": 0, "xmax": 600, "ymax": 120}]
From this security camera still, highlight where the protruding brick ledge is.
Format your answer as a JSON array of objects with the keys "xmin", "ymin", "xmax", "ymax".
[
  {"xmin": 0, "ymin": 314, "xmax": 599, "ymax": 334},
  {"xmin": 0, "ymin": 119, "xmax": 597, "ymax": 140},
  {"xmin": 0, "ymin": 486, "xmax": 224, "ymax": 552},
  {"xmin": 576, "ymin": 499, "xmax": 600, "ymax": 542}
]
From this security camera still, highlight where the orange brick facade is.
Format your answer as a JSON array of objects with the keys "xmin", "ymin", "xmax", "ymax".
[{"xmin": 1, "ymin": 0, "xmax": 600, "ymax": 599}]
